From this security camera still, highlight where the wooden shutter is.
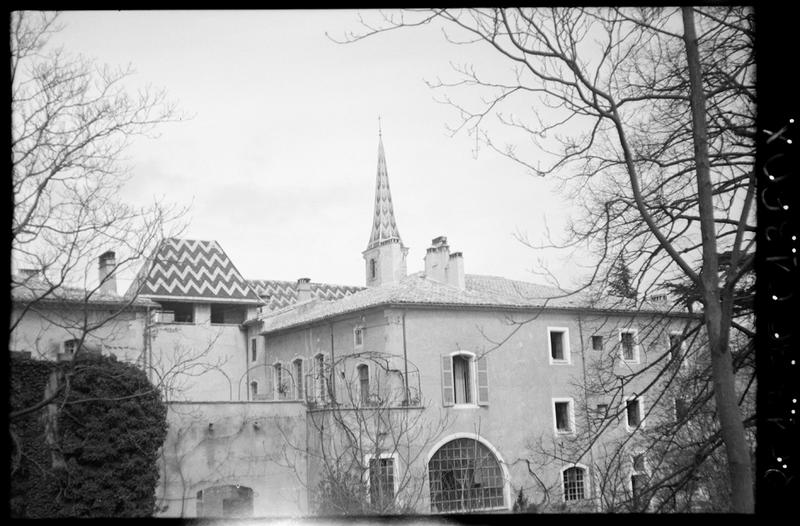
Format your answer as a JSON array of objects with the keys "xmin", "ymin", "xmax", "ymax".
[
  {"xmin": 441, "ymin": 355, "xmax": 454, "ymax": 407},
  {"xmin": 476, "ymin": 355, "xmax": 489, "ymax": 405}
]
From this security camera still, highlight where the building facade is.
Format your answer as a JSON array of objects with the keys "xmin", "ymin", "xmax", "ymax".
[{"xmin": 10, "ymin": 133, "xmax": 698, "ymax": 517}]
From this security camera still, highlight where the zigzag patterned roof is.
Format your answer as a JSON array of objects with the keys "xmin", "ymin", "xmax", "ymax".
[
  {"xmin": 134, "ymin": 238, "xmax": 261, "ymax": 303},
  {"xmin": 248, "ymin": 279, "xmax": 364, "ymax": 311},
  {"xmin": 366, "ymin": 135, "xmax": 404, "ymax": 250}
]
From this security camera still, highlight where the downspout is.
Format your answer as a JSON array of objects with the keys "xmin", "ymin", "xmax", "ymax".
[
  {"xmin": 245, "ymin": 330, "xmax": 250, "ymax": 401},
  {"xmin": 145, "ymin": 305, "xmax": 152, "ymax": 384},
  {"xmin": 577, "ymin": 313, "xmax": 599, "ymax": 509},
  {"xmin": 329, "ymin": 323, "xmax": 335, "ymax": 402},
  {"xmin": 402, "ymin": 310, "xmax": 410, "ymax": 404}
]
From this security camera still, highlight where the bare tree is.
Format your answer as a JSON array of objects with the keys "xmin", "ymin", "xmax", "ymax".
[
  {"xmin": 11, "ymin": 11, "xmax": 187, "ymax": 335},
  {"xmin": 273, "ymin": 352, "xmax": 450, "ymax": 515},
  {"xmin": 335, "ymin": 6, "xmax": 755, "ymax": 511}
]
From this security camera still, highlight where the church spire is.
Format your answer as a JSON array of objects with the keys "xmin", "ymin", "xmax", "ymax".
[
  {"xmin": 366, "ymin": 129, "xmax": 403, "ymax": 250},
  {"xmin": 363, "ymin": 126, "xmax": 408, "ymax": 287}
]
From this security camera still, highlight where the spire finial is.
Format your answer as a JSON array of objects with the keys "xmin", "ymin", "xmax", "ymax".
[{"xmin": 378, "ymin": 115, "xmax": 382, "ymax": 138}]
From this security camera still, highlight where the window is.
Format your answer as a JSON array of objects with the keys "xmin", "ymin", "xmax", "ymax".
[
  {"xmin": 453, "ymin": 355, "xmax": 472, "ymax": 404},
  {"xmin": 625, "ymin": 397, "xmax": 644, "ymax": 431},
  {"xmin": 293, "ymin": 359, "xmax": 304, "ymax": 400},
  {"xmin": 250, "ymin": 381, "xmax": 258, "ymax": 398},
  {"xmin": 367, "ymin": 455, "xmax": 396, "ymax": 509},
  {"xmin": 370, "ymin": 258, "xmax": 377, "ymax": 279},
  {"xmin": 315, "ymin": 354, "xmax": 326, "ymax": 402},
  {"xmin": 674, "ymin": 397, "xmax": 689, "ymax": 421},
  {"xmin": 250, "ymin": 338, "xmax": 257, "ymax": 362},
  {"xmin": 620, "ymin": 329, "xmax": 639, "ymax": 363},
  {"xmin": 595, "ymin": 403, "xmax": 609, "ymax": 422},
  {"xmin": 63, "ymin": 339, "xmax": 80, "ymax": 355},
  {"xmin": 632, "ymin": 453, "xmax": 646, "ymax": 473},
  {"xmin": 563, "ymin": 466, "xmax": 586, "ymax": 501},
  {"xmin": 548, "ymin": 327, "xmax": 570, "ymax": 364},
  {"xmin": 591, "ymin": 335, "xmax": 603, "ymax": 351},
  {"xmin": 668, "ymin": 332, "xmax": 685, "ymax": 368},
  {"xmin": 211, "ymin": 303, "xmax": 245, "ymax": 324},
  {"xmin": 428, "ymin": 438, "xmax": 505, "ymax": 512},
  {"xmin": 274, "ymin": 362, "xmax": 284, "ymax": 400},
  {"xmin": 358, "ymin": 364, "xmax": 370, "ymax": 405},
  {"xmin": 553, "ymin": 399, "xmax": 575, "ymax": 434},
  {"xmin": 159, "ymin": 301, "xmax": 194, "ymax": 323},
  {"xmin": 441, "ymin": 352, "xmax": 489, "ymax": 407},
  {"xmin": 354, "ymin": 326, "xmax": 364, "ymax": 348}
]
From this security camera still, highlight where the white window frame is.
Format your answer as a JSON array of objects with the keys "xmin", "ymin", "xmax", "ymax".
[
  {"xmin": 619, "ymin": 328, "xmax": 640, "ymax": 364},
  {"xmin": 354, "ymin": 325, "xmax": 365, "ymax": 349},
  {"xmin": 552, "ymin": 397, "xmax": 576, "ymax": 436},
  {"xmin": 667, "ymin": 331, "xmax": 688, "ymax": 368},
  {"xmin": 448, "ymin": 350, "xmax": 477, "ymax": 408},
  {"xmin": 547, "ymin": 327, "xmax": 571, "ymax": 365},
  {"xmin": 629, "ymin": 453, "xmax": 651, "ymax": 510},
  {"xmin": 364, "ymin": 452, "xmax": 400, "ymax": 506},
  {"xmin": 560, "ymin": 463, "xmax": 590, "ymax": 502},
  {"xmin": 624, "ymin": 395, "xmax": 646, "ymax": 432}
]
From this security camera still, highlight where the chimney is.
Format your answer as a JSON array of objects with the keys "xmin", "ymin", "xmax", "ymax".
[
  {"xmin": 98, "ymin": 251, "xmax": 117, "ymax": 295},
  {"xmin": 447, "ymin": 252, "xmax": 465, "ymax": 290},
  {"xmin": 424, "ymin": 236, "xmax": 450, "ymax": 284},
  {"xmin": 296, "ymin": 278, "xmax": 312, "ymax": 303}
]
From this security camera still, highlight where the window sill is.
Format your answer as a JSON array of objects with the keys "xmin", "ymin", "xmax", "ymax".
[
  {"xmin": 451, "ymin": 403, "xmax": 480, "ymax": 410},
  {"xmin": 555, "ymin": 429, "xmax": 575, "ymax": 437},
  {"xmin": 549, "ymin": 359, "xmax": 572, "ymax": 365}
]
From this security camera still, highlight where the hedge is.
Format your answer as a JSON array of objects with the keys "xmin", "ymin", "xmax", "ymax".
[{"xmin": 10, "ymin": 353, "xmax": 168, "ymax": 517}]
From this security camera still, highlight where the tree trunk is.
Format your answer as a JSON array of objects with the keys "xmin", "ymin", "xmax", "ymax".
[{"xmin": 681, "ymin": 6, "xmax": 754, "ymax": 513}]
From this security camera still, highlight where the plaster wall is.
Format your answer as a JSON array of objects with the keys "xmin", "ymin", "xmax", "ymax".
[{"xmin": 156, "ymin": 401, "xmax": 308, "ymax": 518}]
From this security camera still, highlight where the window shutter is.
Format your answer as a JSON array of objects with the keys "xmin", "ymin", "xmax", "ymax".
[
  {"xmin": 441, "ymin": 355, "xmax": 454, "ymax": 407},
  {"xmin": 476, "ymin": 356, "xmax": 489, "ymax": 405}
]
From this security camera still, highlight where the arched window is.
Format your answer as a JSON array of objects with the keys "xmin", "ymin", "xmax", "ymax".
[
  {"xmin": 563, "ymin": 466, "xmax": 587, "ymax": 501},
  {"xmin": 357, "ymin": 364, "xmax": 370, "ymax": 405},
  {"xmin": 293, "ymin": 358, "xmax": 304, "ymax": 400},
  {"xmin": 250, "ymin": 381, "xmax": 258, "ymax": 398},
  {"xmin": 428, "ymin": 438, "xmax": 505, "ymax": 512},
  {"xmin": 196, "ymin": 485, "xmax": 253, "ymax": 517}
]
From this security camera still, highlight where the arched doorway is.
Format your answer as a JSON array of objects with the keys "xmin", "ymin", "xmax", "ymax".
[{"xmin": 428, "ymin": 437, "xmax": 506, "ymax": 512}]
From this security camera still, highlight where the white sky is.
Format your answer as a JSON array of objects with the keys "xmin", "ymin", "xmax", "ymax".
[{"xmin": 47, "ymin": 10, "xmax": 587, "ymax": 289}]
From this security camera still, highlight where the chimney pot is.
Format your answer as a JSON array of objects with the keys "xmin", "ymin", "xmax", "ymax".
[{"xmin": 296, "ymin": 278, "xmax": 312, "ymax": 302}]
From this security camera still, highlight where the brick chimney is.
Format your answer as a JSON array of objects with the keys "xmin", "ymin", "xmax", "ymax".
[
  {"xmin": 296, "ymin": 278, "xmax": 312, "ymax": 303},
  {"xmin": 98, "ymin": 251, "xmax": 117, "ymax": 295}
]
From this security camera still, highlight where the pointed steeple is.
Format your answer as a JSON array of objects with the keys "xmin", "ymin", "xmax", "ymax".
[
  {"xmin": 366, "ymin": 132, "xmax": 404, "ymax": 250},
  {"xmin": 363, "ymin": 127, "xmax": 408, "ymax": 287}
]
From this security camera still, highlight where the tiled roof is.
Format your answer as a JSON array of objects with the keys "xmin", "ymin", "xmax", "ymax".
[
  {"xmin": 130, "ymin": 238, "xmax": 261, "ymax": 303},
  {"xmin": 366, "ymin": 135, "xmax": 404, "ymax": 250},
  {"xmin": 258, "ymin": 273, "xmax": 688, "ymax": 334},
  {"xmin": 11, "ymin": 275, "xmax": 159, "ymax": 309},
  {"xmin": 247, "ymin": 279, "xmax": 364, "ymax": 311}
]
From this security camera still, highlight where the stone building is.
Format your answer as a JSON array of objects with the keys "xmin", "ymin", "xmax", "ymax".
[{"xmin": 10, "ymin": 133, "xmax": 698, "ymax": 517}]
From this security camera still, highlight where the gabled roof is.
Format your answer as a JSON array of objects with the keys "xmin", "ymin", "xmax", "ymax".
[
  {"xmin": 257, "ymin": 273, "xmax": 689, "ymax": 334},
  {"xmin": 247, "ymin": 279, "xmax": 364, "ymax": 311},
  {"xmin": 366, "ymin": 135, "xmax": 404, "ymax": 250},
  {"xmin": 131, "ymin": 238, "xmax": 261, "ymax": 304}
]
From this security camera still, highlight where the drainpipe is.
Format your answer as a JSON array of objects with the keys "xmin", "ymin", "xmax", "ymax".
[
  {"xmin": 245, "ymin": 333, "xmax": 250, "ymax": 401},
  {"xmin": 402, "ymin": 311, "xmax": 410, "ymax": 405},
  {"xmin": 577, "ymin": 312, "xmax": 599, "ymax": 509},
  {"xmin": 329, "ymin": 323, "xmax": 335, "ymax": 402}
]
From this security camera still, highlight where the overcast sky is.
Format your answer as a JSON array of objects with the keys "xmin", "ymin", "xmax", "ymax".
[{"xmin": 47, "ymin": 10, "xmax": 585, "ymax": 289}]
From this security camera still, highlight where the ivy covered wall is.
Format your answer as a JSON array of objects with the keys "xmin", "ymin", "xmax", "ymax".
[{"xmin": 10, "ymin": 354, "xmax": 168, "ymax": 517}]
